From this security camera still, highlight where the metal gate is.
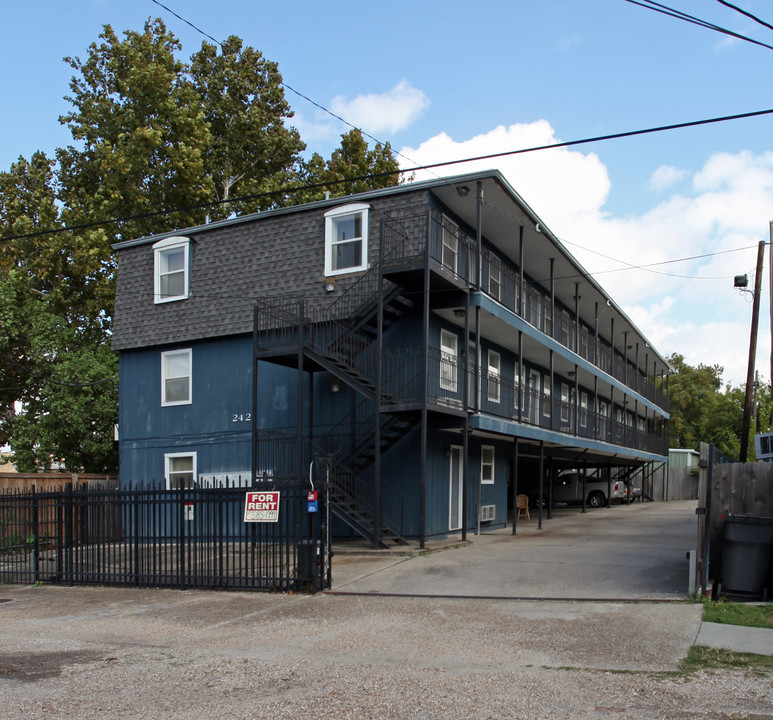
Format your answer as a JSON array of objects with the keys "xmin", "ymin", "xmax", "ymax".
[{"xmin": 0, "ymin": 481, "xmax": 330, "ymax": 593}]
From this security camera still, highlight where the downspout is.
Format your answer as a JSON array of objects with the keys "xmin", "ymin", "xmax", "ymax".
[
  {"xmin": 251, "ymin": 304, "xmax": 259, "ymax": 485},
  {"xmin": 574, "ymin": 283, "xmax": 580, "ymax": 353},
  {"xmin": 549, "ymin": 258, "xmax": 555, "ymax": 340},
  {"xmin": 518, "ymin": 226, "xmax": 524, "ymax": 317},
  {"xmin": 297, "ymin": 299, "xmax": 305, "ymax": 485},
  {"xmin": 462, "ymin": 288, "xmax": 470, "ymax": 542},
  {"xmin": 374, "ymin": 217, "xmax": 385, "ymax": 547},
  {"xmin": 420, "ymin": 212, "xmax": 431, "ymax": 549}
]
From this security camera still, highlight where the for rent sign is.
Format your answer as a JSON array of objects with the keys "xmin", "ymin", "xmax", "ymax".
[{"xmin": 243, "ymin": 491, "xmax": 280, "ymax": 522}]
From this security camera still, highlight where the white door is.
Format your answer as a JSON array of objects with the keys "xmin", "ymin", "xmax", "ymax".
[{"xmin": 449, "ymin": 445, "xmax": 463, "ymax": 531}]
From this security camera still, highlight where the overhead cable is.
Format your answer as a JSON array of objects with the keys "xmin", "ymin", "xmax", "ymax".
[{"xmin": 3, "ymin": 106, "xmax": 773, "ymax": 245}]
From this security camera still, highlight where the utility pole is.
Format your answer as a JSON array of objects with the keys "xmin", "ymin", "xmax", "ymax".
[
  {"xmin": 769, "ymin": 223, "xmax": 773, "ymax": 426},
  {"xmin": 739, "ymin": 240, "xmax": 765, "ymax": 462}
]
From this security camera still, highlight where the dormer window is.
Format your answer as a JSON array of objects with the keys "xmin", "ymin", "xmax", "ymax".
[
  {"xmin": 324, "ymin": 203, "xmax": 370, "ymax": 276},
  {"xmin": 154, "ymin": 236, "xmax": 190, "ymax": 303}
]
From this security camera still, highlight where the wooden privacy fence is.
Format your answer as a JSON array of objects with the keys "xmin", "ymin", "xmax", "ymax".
[
  {"xmin": 0, "ymin": 481, "xmax": 329, "ymax": 594},
  {"xmin": 0, "ymin": 473, "xmax": 118, "ymax": 493},
  {"xmin": 694, "ymin": 445, "xmax": 773, "ymax": 596},
  {"xmin": 647, "ymin": 465, "xmax": 700, "ymax": 501}
]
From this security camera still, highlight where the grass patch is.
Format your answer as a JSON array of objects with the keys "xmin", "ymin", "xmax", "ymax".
[
  {"xmin": 702, "ymin": 599, "xmax": 773, "ymax": 630},
  {"xmin": 681, "ymin": 645, "xmax": 773, "ymax": 674}
]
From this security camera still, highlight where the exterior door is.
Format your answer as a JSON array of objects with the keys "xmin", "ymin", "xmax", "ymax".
[{"xmin": 449, "ymin": 445, "xmax": 463, "ymax": 531}]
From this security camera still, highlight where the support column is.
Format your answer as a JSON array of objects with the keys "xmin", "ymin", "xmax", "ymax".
[
  {"xmin": 511, "ymin": 438, "xmax": 519, "ymax": 535},
  {"xmin": 538, "ymin": 440, "xmax": 544, "ymax": 529}
]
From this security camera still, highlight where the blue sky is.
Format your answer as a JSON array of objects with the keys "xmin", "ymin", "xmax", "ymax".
[{"xmin": 2, "ymin": 0, "xmax": 773, "ymax": 385}]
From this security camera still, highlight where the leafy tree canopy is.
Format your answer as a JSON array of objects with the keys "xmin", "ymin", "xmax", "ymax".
[
  {"xmin": 0, "ymin": 18, "xmax": 402, "ymax": 472},
  {"xmin": 663, "ymin": 352, "xmax": 771, "ymax": 460}
]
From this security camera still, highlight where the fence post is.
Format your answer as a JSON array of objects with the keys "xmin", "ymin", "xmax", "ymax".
[
  {"xmin": 179, "ymin": 487, "xmax": 186, "ymax": 591},
  {"xmin": 31, "ymin": 485, "xmax": 40, "ymax": 583},
  {"xmin": 64, "ymin": 482, "xmax": 74, "ymax": 586}
]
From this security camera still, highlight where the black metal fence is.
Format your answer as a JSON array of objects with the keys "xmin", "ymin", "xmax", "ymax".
[{"xmin": 0, "ymin": 481, "xmax": 329, "ymax": 593}]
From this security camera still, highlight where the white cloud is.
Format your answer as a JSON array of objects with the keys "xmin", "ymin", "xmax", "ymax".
[
  {"xmin": 649, "ymin": 164, "xmax": 688, "ymax": 191},
  {"xmin": 330, "ymin": 80, "xmax": 430, "ymax": 135},
  {"xmin": 400, "ymin": 123, "xmax": 773, "ymax": 385}
]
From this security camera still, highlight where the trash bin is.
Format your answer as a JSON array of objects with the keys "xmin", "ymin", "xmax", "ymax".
[
  {"xmin": 720, "ymin": 515, "xmax": 773, "ymax": 601},
  {"xmin": 296, "ymin": 539, "xmax": 321, "ymax": 582}
]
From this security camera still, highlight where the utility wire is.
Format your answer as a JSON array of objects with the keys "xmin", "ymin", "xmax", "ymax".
[
  {"xmin": 557, "ymin": 241, "xmax": 763, "ymax": 281},
  {"xmin": 149, "ymin": 0, "xmax": 429, "ymax": 176},
  {"xmin": 623, "ymin": 0, "xmax": 773, "ymax": 51},
  {"xmin": 715, "ymin": 0, "xmax": 773, "ymax": 34},
  {"xmin": 3, "ymin": 106, "xmax": 773, "ymax": 245},
  {"xmin": 0, "ymin": 350, "xmax": 116, "ymax": 389}
]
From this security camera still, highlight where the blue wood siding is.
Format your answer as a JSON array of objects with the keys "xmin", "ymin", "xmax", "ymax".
[{"xmin": 119, "ymin": 336, "xmax": 301, "ymax": 485}]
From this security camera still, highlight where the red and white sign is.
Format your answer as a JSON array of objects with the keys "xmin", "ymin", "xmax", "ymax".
[{"xmin": 244, "ymin": 491, "xmax": 280, "ymax": 522}]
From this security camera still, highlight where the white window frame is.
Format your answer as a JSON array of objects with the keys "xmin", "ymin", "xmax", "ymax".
[
  {"xmin": 164, "ymin": 452, "xmax": 197, "ymax": 490},
  {"xmin": 161, "ymin": 348, "xmax": 192, "ymax": 406},
  {"xmin": 580, "ymin": 391, "xmax": 589, "ymax": 428},
  {"xmin": 542, "ymin": 373, "xmax": 551, "ymax": 419},
  {"xmin": 440, "ymin": 329, "xmax": 459, "ymax": 392},
  {"xmin": 481, "ymin": 445, "xmax": 495, "ymax": 485},
  {"xmin": 441, "ymin": 215, "xmax": 459, "ymax": 274},
  {"xmin": 487, "ymin": 350, "xmax": 501, "ymax": 403},
  {"xmin": 560, "ymin": 382, "xmax": 571, "ymax": 423},
  {"xmin": 488, "ymin": 259, "xmax": 501, "ymax": 301},
  {"xmin": 324, "ymin": 203, "xmax": 370, "ymax": 276},
  {"xmin": 153, "ymin": 236, "xmax": 190, "ymax": 303}
]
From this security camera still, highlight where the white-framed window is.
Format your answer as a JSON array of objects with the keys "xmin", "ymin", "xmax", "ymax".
[
  {"xmin": 560, "ymin": 382, "xmax": 571, "ymax": 423},
  {"xmin": 165, "ymin": 452, "xmax": 196, "ymax": 490},
  {"xmin": 513, "ymin": 361, "xmax": 521, "ymax": 412},
  {"xmin": 542, "ymin": 373, "xmax": 551, "ymax": 419},
  {"xmin": 481, "ymin": 445, "xmax": 495, "ymax": 485},
  {"xmin": 161, "ymin": 349, "xmax": 192, "ymax": 406},
  {"xmin": 527, "ymin": 368, "xmax": 540, "ymax": 424},
  {"xmin": 441, "ymin": 215, "xmax": 459, "ymax": 274},
  {"xmin": 154, "ymin": 236, "xmax": 190, "ymax": 303},
  {"xmin": 324, "ymin": 203, "xmax": 370, "ymax": 276},
  {"xmin": 440, "ymin": 329, "xmax": 459, "ymax": 392},
  {"xmin": 487, "ymin": 350, "xmax": 501, "ymax": 403},
  {"xmin": 580, "ymin": 391, "xmax": 589, "ymax": 428},
  {"xmin": 580, "ymin": 326, "xmax": 589, "ymax": 359},
  {"xmin": 489, "ymin": 259, "xmax": 501, "ymax": 301}
]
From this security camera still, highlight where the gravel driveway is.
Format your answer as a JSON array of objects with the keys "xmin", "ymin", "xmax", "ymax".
[{"xmin": 1, "ymin": 501, "xmax": 771, "ymax": 719}]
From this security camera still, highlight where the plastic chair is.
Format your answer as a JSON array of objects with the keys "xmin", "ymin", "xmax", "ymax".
[{"xmin": 516, "ymin": 494, "xmax": 530, "ymax": 520}]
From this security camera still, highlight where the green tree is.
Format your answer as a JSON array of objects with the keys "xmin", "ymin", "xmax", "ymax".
[
  {"xmin": 665, "ymin": 353, "xmax": 724, "ymax": 451},
  {"xmin": 189, "ymin": 36, "xmax": 305, "ymax": 216},
  {"xmin": 1, "ymin": 280, "xmax": 117, "ymax": 472},
  {"xmin": 0, "ymin": 20, "xmax": 402, "ymax": 471},
  {"xmin": 0, "ymin": 154, "xmax": 118, "ymax": 470},
  {"xmin": 662, "ymin": 353, "xmax": 771, "ymax": 460},
  {"xmin": 57, "ymin": 19, "xmax": 214, "ymax": 244},
  {"xmin": 315, "ymin": 129, "xmax": 402, "ymax": 199}
]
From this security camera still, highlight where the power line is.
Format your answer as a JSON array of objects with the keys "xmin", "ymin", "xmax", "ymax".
[
  {"xmin": 3, "ymin": 105, "xmax": 772, "ymax": 245},
  {"xmin": 623, "ymin": 0, "xmax": 773, "ymax": 51},
  {"xmin": 715, "ymin": 0, "xmax": 773, "ymax": 34},
  {"xmin": 557, "ymin": 238, "xmax": 763, "ymax": 280},
  {"xmin": 149, "ymin": 0, "xmax": 429, "ymax": 176},
  {"xmin": 0, "ymin": 350, "xmax": 116, "ymax": 389}
]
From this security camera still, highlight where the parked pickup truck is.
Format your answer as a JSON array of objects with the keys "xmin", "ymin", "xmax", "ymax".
[{"xmin": 549, "ymin": 471, "xmax": 626, "ymax": 508}]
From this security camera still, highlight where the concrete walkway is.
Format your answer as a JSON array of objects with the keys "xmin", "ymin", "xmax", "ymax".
[
  {"xmin": 696, "ymin": 621, "xmax": 773, "ymax": 655},
  {"xmin": 330, "ymin": 500, "xmax": 773, "ymax": 657}
]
